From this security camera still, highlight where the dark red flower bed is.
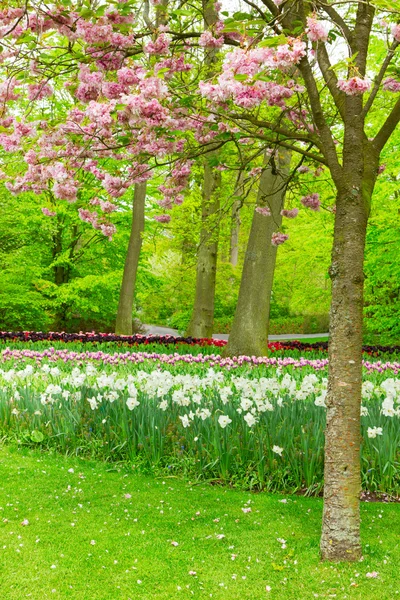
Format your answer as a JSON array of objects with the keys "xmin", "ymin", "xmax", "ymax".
[{"xmin": 0, "ymin": 331, "xmax": 399, "ymax": 356}]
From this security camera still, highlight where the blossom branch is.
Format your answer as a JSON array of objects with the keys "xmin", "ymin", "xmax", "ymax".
[{"xmin": 362, "ymin": 40, "xmax": 399, "ymax": 118}]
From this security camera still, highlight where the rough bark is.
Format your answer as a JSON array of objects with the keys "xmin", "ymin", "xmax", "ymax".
[
  {"xmin": 320, "ymin": 91, "xmax": 379, "ymax": 560},
  {"xmin": 225, "ymin": 150, "xmax": 291, "ymax": 357},
  {"xmin": 186, "ymin": 163, "xmax": 221, "ymax": 338},
  {"xmin": 115, "ymin": 182, "xmax": 146, "ymax": 335},
  {"xmin": 229, "ymin": 173, "xmax": 244, "ymax": 266}
]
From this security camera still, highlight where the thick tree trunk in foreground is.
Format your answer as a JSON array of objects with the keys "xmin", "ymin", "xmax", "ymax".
[
  {"xmin": 320, "ymin": 185, "xmax": 368, "ymax": 561},
  {"xmin": 186, "ymin": 163, "xmax": 221, "ymax": 338},
  {"xmin": 115, "ymin": 182, "xmax": 146, "ymax": 335},
  {"xmin": 225, "ymin": 151, "xmax": 290, "ymax": 357},
  {"xmin": 319, "ymin": 93, "xmax": 378, "ymax": 558}
]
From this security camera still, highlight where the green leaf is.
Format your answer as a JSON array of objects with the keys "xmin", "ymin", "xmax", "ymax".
[
  {"xmin": 258, "ymin": 34, "xmax": 287, "ymax": 48},
  {"xmin": 30, "ymin": 430, "xmax": 44, "ymax": 443}
]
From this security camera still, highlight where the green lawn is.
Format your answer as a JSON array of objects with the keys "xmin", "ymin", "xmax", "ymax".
[{"xmin": 0, "ymin": 446, "xmax": 399, "ymax": 600}]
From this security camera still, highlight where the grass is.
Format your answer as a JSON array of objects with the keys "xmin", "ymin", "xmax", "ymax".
[{"xmin": 0, "ymin": 446, "xmax": 399, "ymax": 599}]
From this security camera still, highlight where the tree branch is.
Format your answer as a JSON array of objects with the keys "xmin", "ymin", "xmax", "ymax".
[
  {"xmin": 354, "ymin": 2, "xmax": 375, "ymax": 76},
  {"xmin": 316, "ymin": 44, "xmax": 346, "ymax": 121},
  {"xmin": 297, "ymin": 56, "xmax": 342, "ymax": 182},
  {"xmin": 229, "ymin": 113, "xmax": 318, "ymax": 145},
  {"xmin": 318, "ymin": 2, "xmax": 354, "ymax": 51},
  {"xmin": 362, "ymin": 40, "xmax": 399, "ymax": 118},
  {"xmin": 374, "ymin": 96, "xmax": 400, "ymax": 154}
]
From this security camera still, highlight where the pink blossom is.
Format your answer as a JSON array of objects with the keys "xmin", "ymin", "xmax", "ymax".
[
  {"xmin": 383, "ymin": 77, "xmax": 400, "ymax": 93},
  {"xmin": 117, "ymin": 67, "xmax": 144, "ymax": 86},
  {"xmin": 100, "ymin": 200, "xmax": 117, "ymax": 213},
  {"xmin": 102, "ymin": 174, "xmax": 128, "ymax": 198},
  {"xmin": 154, "ymin": 214, "xmax": 171, "ymax": 223},
  {"xmin": 281, "ymin": 208, "xmax": 298, "ymax": 218},
  {"xmin": 298, "ymin": 165, "xmax": 310, "ymax": 174},
  {"xmin": 75, "ymin": 20, "xmax": 113, "ymax": 44},
  {"xmin": 366, "ymin": 572, "xmax": 379, "ymax": 579},
  {"xmin": 256, "ymin": 206, "xmax": 271, "ymax": 217},
  {"xmin": 0, "ymin": 116, "xmax": 14, "ymax": 128},
  {"xmin": 102, "ymin": 82, "xmax": 126, "ymax": 99},
  {"xmin": 301, "ymin": 193, "xmax": 320, "ymax": 211},
  {"xmin": 53, "ymin": 180, "xmax": 79, "ymax": 202},
  {"xmin": 0, "ymin": 78, "xmax": 20, "ymax": 102},
  {"xmin": 377, "ymin": 164, "xmax": 386, "ymax": 174},
  {"xmin": 306, "ymin": 17, "xmax": 328, "ymax": 42},
  {"xmin": 337, "ymin": 77, "xmax": 371, "ymax": 96},
  {"xmin": 79, "ymin": 208, "xmax": 99, "ymax": 228},
  {"xmin": 100, "ymin": 222, "xmax": 116, "ymax": 240},
  {"xmin": 199, "ymin": 30, "xmax": 224, "ymax": 49},
  {"xmin": 28, "ymin": 83, "xmax": 53, "ymax": 100},
  {"xmin": 391, "ymin": 24, "xmax": 400, "ymax": 42},
  {"xmin": 42, "ymin": 207, "xmax": 56, "ymax": 217},
  {"xmin": 154, "ymin": 55, "xmax": 192, "ymax": 78},
  {"xmin": 249, "ymin": 167, "xmax": 263, "ymax": 177},
  {"xmin": 144, "ymin": 33, "xmax": 170, "ymax": 55},
  {"xmin": 271, "ymin": 232, "xmax": 289, "ymax": 246}
]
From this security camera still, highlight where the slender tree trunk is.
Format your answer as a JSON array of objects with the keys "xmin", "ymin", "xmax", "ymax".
[
  {"xmin": 115, "ymin": 182, "xmax": 146, "ymax": 335},
  {"xmin": 186, "ymin": 0, "xmax": 220, "ymax": 339},
  {"xmin": 229, "ymin": 172, "xmax": 243, "ymax": 267},
  {"xmin": 225, "ymin": 150, "xmax": 291, "ymax": 357},
  {"xmin": 53, "ymin": 224, "xmax": 66, "ymax": 286},
  {"xmin": 186, "ymin": 163, "xmax": 221, "ymax": 338}
]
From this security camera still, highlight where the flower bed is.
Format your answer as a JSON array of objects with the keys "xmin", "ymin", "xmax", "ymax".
[
  {"xmin": 1, "ymin": 356, "xmax": 399, "ymax": 494},
  {"xmin": 1, "ymin": 331, "xmax": 399, "ymax": 357}
]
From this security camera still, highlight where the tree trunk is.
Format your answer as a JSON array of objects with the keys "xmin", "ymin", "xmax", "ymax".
[
  {"xmin": 115, "ymin": 182, "xmax": 146, "ymax": 335},
  {"xmin": 319, "ymin": 86, "xmax": 379, "ymax": 557},
  {"xmin": 229, "ymin": 173, "xmax": 243, "ymax": 266},
  {"xmin": 225, "ymin": 150, "xmax": 291, "ymax": 357},
  {"xmin": 186, "ymin": 163, "xmax": 221, "ymax": 338},
  {"xmin": 186, "ymin": 0, "xmax": 221, "ymax": 339},
  {"xmin": 320, "ymin": 175, "xmax": 376, "ymax": 560}
]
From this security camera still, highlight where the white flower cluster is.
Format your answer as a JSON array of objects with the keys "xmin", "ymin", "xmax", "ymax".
[{"xmin": 1, "ymin": 364, "xmax": 399, "ymax": 437}]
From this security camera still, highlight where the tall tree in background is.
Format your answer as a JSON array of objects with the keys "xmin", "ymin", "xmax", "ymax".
[
  {"xmin": 225, "ymin": 149, "xmax": 291, "ymax": 357},
  {"xmin": 229, "ymin": 171, "xmax": 244, "ymax": 267},
  {"xmin": 115, "ymin": 182, "xmax": 146, "ymax": 334},
  {"xmin": 187, "ymin": 0, "xmax": 222, "ymax": 338}
]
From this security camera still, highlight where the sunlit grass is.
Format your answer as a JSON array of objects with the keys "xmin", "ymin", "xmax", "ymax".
[{"xmin": 0, "ymin": 445, "xmax": 399, "ymax": 599}]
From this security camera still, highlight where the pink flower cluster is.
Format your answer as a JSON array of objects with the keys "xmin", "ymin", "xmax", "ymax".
[
  {"xmin": 301, "ymin": 193, "xmax": 320, "ymax": 211},
  {"xmin": 102, "ymin": 174, "xmax": 129, "ymax": 198},
  {"xmin": 27, "ymin": 83, "xmax": 53, "ymax": 101},
  {"xmin": 383, "ymin": 78, "xmax": 400, "ymax": 93},
  {"xmin": 281, "ymin": 208, "xmax": 298, "ymax": 218},
  {"xmin": 154, "ymin": 214, "xmax": 171, "ymax": 223},
  {"xmin": 306, "ymin": 17, "xmax": 329, "ymax": 43},
  {"xmin": 271, "ymin": 232, "xmax": 289, "ymax": 246},
  {"xmin": 41, "ymin": 207, "xmax": 56, "ymax": 217},
  {"xmin": 144, "ymin": 33, "xmax": 170, "ymax": 55},
  {"xmin": 158, "ymin": 160, "xmax": 192, "ymax": 209},
  {"xmin": 392, "ymin": 24, "xmax": 400, "ymax": 42},
  {"xmin": 255, "ymin": 206, "xmax": 271, "ymax": 217},
  {"xmin": 337, "ymin": 77, "xmax": 371, "ymax": 96},
  {"xmin": 199, "ymin": 42, "xmax": 306, "ymax": 110},
  {"xmin": 199, "ymin": 30, "xmax": 224, "ymax": 49}
]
